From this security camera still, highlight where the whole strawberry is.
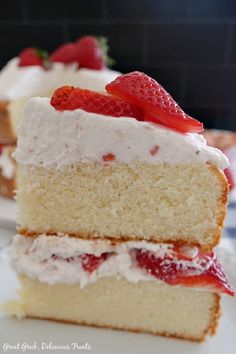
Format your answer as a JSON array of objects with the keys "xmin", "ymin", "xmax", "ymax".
[
  {"xmin": 50, "ymin": 43, "xmax": 77, "ymax": 64},
  {"xmin": 75, "ymin": 36, "xmax": 113, "ymax": 70},
  {"xmin": 18, "ymin": 47, "xmax": 48, "ymax": 67}
]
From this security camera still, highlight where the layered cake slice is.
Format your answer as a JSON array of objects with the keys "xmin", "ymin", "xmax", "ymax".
[
  {"xmin": 10, "ymin": 72, "xmax": 234, "ymax": 341},
  {"xmin": 0, "ymin": 36, "xmax": 120, "ymax": 197}
]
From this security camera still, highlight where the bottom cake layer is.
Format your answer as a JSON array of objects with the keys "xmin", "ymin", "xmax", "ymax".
[{"xmin": 17, "ymin": 275, "xmax": 220, "ymax": 341}]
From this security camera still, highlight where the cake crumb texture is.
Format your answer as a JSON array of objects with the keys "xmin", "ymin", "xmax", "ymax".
[
  {"xmin": 17, "ymin": 162, "xmax": 228, "ymax": 250},
  {"xmin": 18, "ymin": 275, "xmax": 220, "ymax": 341}
]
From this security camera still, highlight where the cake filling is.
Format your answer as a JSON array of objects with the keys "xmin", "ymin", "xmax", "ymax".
[{"xmin": 11, "ymin": 234, "xmax": 234, "ymax": 295}]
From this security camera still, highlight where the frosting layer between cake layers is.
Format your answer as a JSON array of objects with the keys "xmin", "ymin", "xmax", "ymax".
[
  {"xmin": 14, "ymin": 97, "xmax": 229, "ymax": 170},
  {"xmin": 11, "ymin": 234, "xmax": 212, "ymax": 287}
]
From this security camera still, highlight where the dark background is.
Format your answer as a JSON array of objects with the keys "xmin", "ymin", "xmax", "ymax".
[{"xmin": 0, "ymin": 0, "xmax": 236, "ymax": 130}]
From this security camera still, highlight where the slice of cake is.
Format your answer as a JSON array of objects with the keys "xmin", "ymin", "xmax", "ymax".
[{"xmin": 10, "ymin": 72, "xmax": 234, "ymax": 342}]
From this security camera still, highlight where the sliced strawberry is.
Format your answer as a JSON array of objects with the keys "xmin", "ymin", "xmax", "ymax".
[
  {"xmin": 51, "ymin": 86, "xmax": 144, "ymax": 119},
  {"xmin": 81, "ymin": 253, "xmax": 108, "ymax": 273},
  {"xmin": 50, "ymin": 43, "xmax": 77, "ymax": 64},
  {"xmin": 106, "ymin": 71, "xmax": 203, "ymax": 134},
  {"xmin": 18, "ymin": 47, "xmax": 48, "ymax": 67},
  {"xmin": 136, "ymin": 249, "xmax": 234, "ymax": 296},
  {"xmin": 145, "ymin": 112, "xmax": 203, "ymax": 134}
]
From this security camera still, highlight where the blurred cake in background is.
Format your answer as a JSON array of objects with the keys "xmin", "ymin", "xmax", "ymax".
[
  {"xmin": 203, "ymin": 130, "xmax": 236, "ymax": 191},
  {"xmin": 0, "ymin": 36, "xmax": 120, "ymax": 198},
  {"xmin": 203, "ymin": 130, "xmax": 236, "ymax": 151}
]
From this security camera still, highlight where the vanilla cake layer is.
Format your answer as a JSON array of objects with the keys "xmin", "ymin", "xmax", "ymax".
[
  {"xmin": 17, "ymin": 163, "xmax": 227, "ymax": 250},
  {"xmin": 14, "ymin": 275, "xmax": 220, "ymax": 341}
]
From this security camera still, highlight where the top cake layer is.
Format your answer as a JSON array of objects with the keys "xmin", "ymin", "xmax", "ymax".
[
  {"xmin": 0, "ymin": 58, "xmax": 120, "ymax": 101},
  {"xmin": 14, "ymin": 97, "xmax": 228, "ymax": 170}
]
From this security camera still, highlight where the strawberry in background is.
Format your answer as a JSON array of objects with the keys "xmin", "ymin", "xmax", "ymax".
[
  {"xmin": 49, "ymin": 43, "xmax": 78, "ymax": 64},
  {"xmin": 50, "ymin": 35, "xmax": 114, "ymax": 70},
  {"xmin": 18, "ymin": 47, "xmax": 49, "ymax": 67},
  {"xmin": 17, "ymin": 36, "xmax": 114, "ymax": 70}
]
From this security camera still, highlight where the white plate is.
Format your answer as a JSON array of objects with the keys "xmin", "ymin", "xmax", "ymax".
[
  {"xmin": 0, "ymin": 196, "xmax": 17, "ymax": 222},
  {"xmin": 0, "ymin": 247, "xmax": 236, "ymax": 353}
]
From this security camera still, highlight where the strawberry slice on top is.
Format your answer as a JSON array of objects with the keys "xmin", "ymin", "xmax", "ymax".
[
  {"xmin": 51, "ymin": 85, "xmax": 144, "ymax": 120},
  {"xmin": 106, "ymin": 71, "xmax": 203, "ymax": 134}
]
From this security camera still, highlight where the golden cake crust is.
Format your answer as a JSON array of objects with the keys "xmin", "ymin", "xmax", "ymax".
[{"xmin": 0, "ymin": 101, "xmax": 16, "ymax": 143}]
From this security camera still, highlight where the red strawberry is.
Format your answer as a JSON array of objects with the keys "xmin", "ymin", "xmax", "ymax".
[
  {"xmin": 18, "ymin": 47, "xmax": 47, "ymax": 67},
  {"xmin": 102, "ymin": 153, "xmax": 116, "ymax": 162},
  {"xmin": 75, "ymin": 36, "xmax": 113, "ymax": 70},
  {"xmin": 136, "ymin": 249, "xmax": 234, "ymax": 296},
  {"xmin": 0, "ymin": 144, "xmax": 4, "ymax": 155},
  {"xmin": 50, "ymin": 43, "xmax": 77, "ymax": 64},
  {"xmin": 51, "ymin": 86, "xmax": 144, "ymax": 119},
  {"xmin": 81, "ymin": 253, "xmax": 108, "ymax": 273},
  {"xmin": 106, "ymin": 71, "xmax": 203, "ymax": 134}
]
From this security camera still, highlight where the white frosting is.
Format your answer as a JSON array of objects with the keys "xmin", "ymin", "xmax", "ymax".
[
  {"xmin": 11, "ymin": 234, "xmax": 210, "ymax": 288},
  {"xmin": 0, "ymin": 146, "xmax": 15, "ymax": 179},
  {"xmin": 0, "ymin": 58, "xmax": 120, "ymax": 100},
  {"xmin": 14, "ymin": 97, "xmax": 229, "ymax": 170}
]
